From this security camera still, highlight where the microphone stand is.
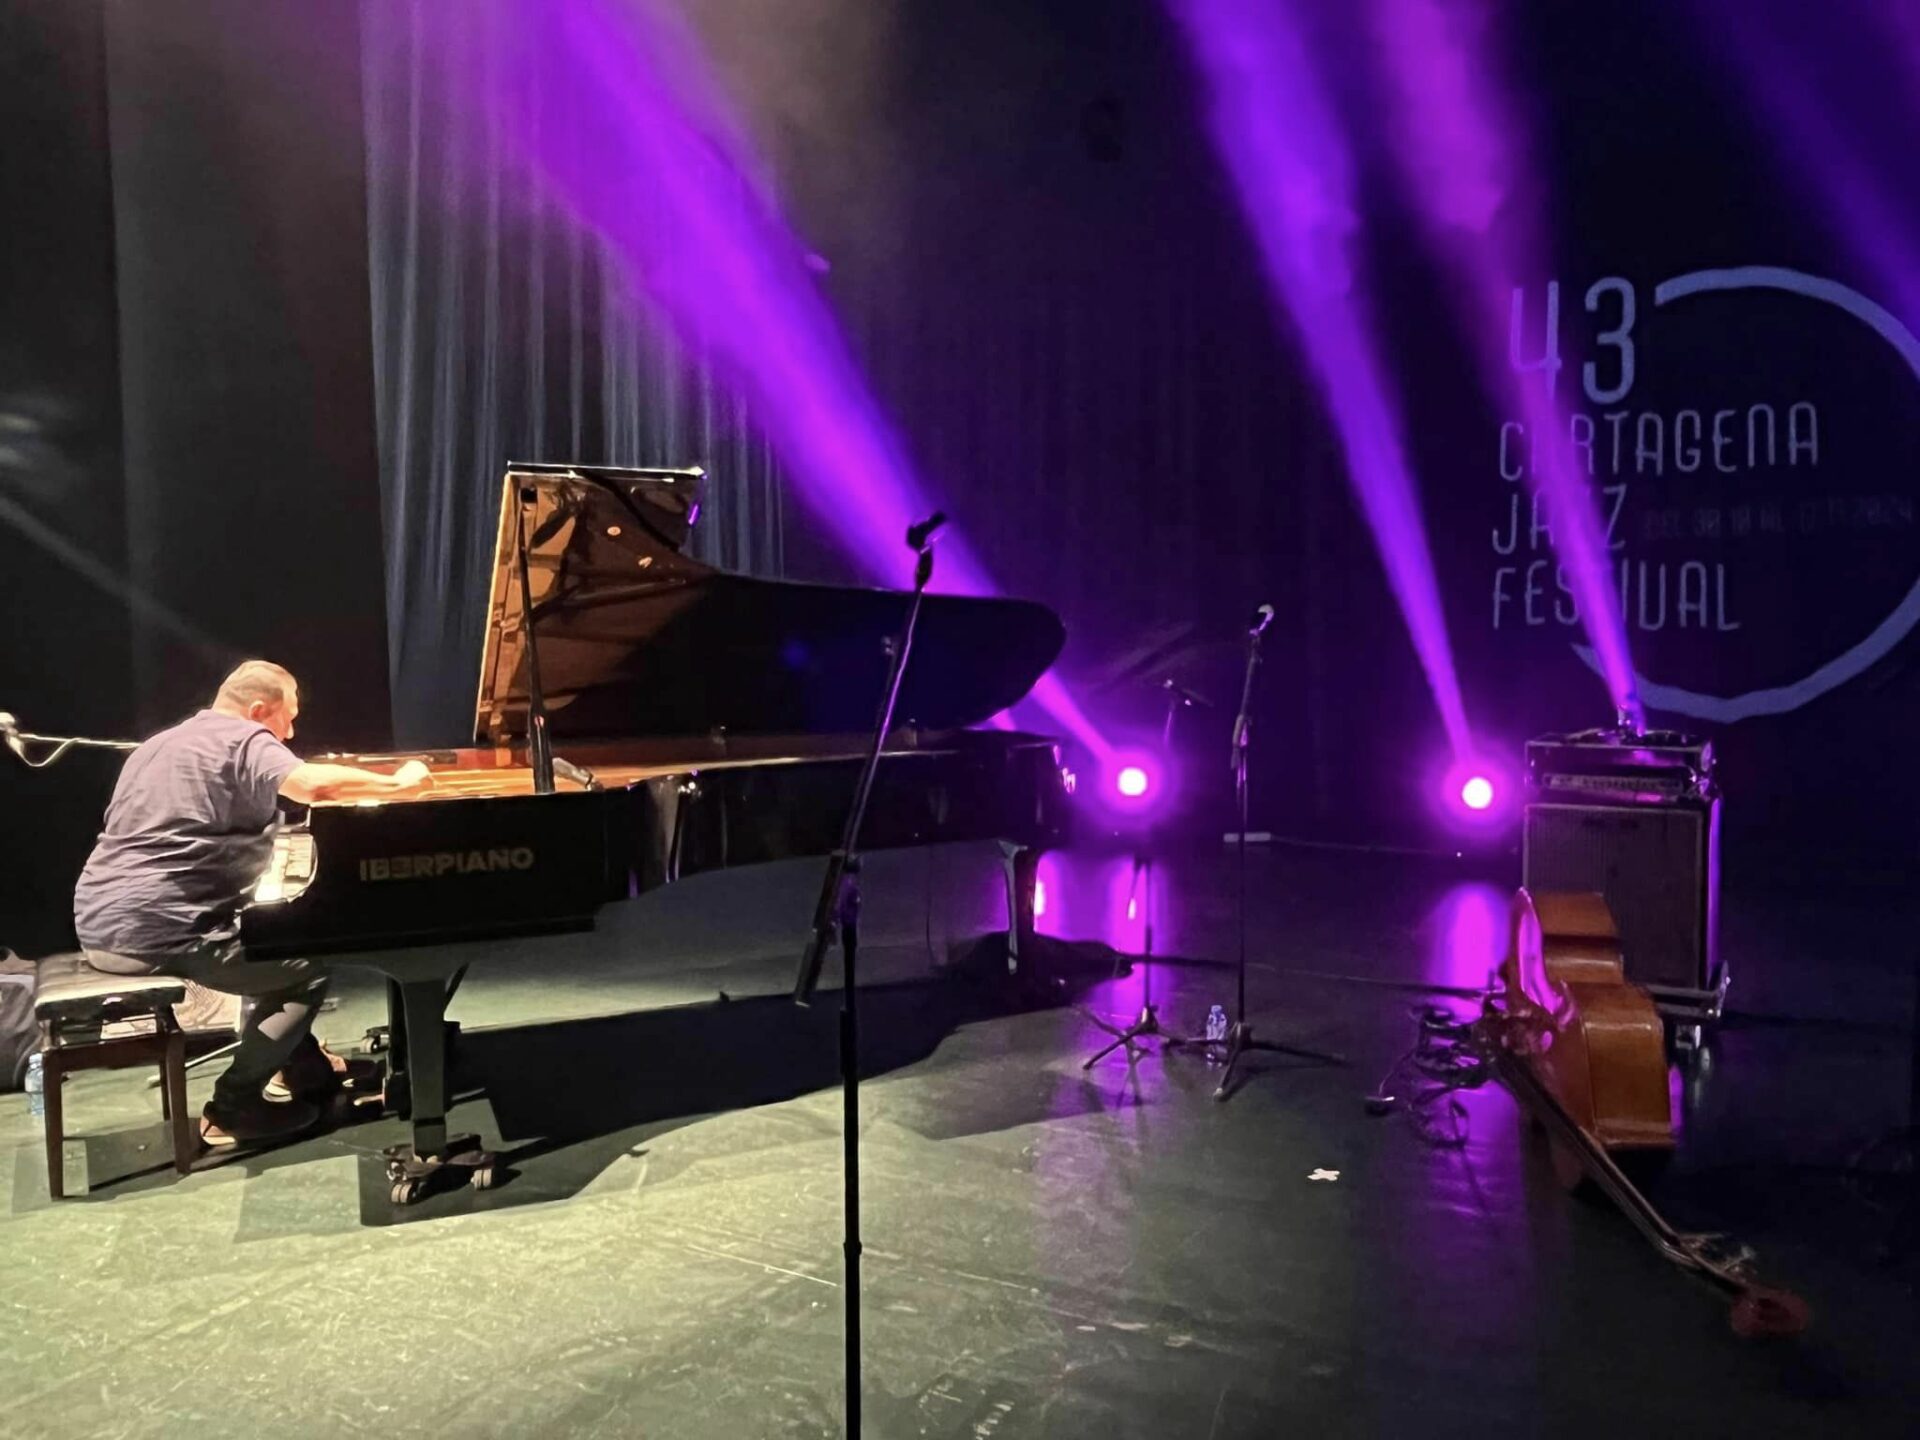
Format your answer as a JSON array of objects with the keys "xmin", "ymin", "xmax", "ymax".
[
  {"xmin": 1212, "ymin": 608, "xmax": 1344, "ymax": 1101},
  {"xmin": 1081, "ymin": 681, "xmax": 1201, "ymax": 1067},
  {"xmin": 793, "ymin": 510, "xmax": 945, "ymax": 1440},
  {"xmin": 0, "ymin": 713, "xmax": 139, "ymax": 767}
]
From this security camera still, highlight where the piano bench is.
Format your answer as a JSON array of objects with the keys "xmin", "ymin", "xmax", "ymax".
[{"xmin": 32, "ymin": 954, "xmax": 193, "ymax": 1200}]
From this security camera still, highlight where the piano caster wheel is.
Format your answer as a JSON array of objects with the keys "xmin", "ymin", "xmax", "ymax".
[{"xmin": 384, "ymin": 1134, "xmax": 495, "ymax": 1206}]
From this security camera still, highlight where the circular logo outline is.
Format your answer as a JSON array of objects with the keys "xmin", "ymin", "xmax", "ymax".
[{"xmin": 1572, "ymin": 265, "xmax": 1920, "ymax": 722}]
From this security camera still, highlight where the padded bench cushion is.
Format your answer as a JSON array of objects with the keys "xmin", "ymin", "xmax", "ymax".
[{"xmin": 34, "ymin": 953, "xmax": 185, "ymax": 1027}]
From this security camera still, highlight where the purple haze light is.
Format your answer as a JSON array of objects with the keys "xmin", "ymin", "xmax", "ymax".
[
  {"xmin": 1428, "ymin": 883, "xmax": 1507, "ymax": 990},
  {"xmin": 1165, "ymin": 0, "xmax": 1474, "ymax": 761},
  {"xmin": 1105, "ymin": 855, "xmax": 1151, "ymax": 952},
  {"xmin": 452, "ymin": 0, "xmax": 1106, "ymax": 756},
  {"xmin": 1701, "ymin": 4, "xmax": 1920, "ymax": 331},
  {"xmin": 1116, "ymin": 765, "xmax": 1151, "ymax": 799},
  {"xmin": 1459, "ymin": 774, "xmax": 1494, "ymax": 811},
  {"xmin": 1366, "ymin": 0, "xmax": 1641, "ymax": 726}
]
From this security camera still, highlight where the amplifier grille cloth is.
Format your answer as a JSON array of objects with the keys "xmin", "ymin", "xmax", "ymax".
[{"xmin": 1522, "ymin": 804, "xmax": 1707, "ymax": 991}]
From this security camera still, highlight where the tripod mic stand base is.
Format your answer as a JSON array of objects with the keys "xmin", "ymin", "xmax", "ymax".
[
  {"xmin": 1211, "ymin": 1021, "xmax": 1343, "ymax": 1100},
  {"xmin": 1081, "ymin": 1004, "xmax": 1198, "ymax": 1069}
]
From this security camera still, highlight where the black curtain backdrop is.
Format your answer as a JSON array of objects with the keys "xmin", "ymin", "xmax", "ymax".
[
  {"xmin": 2, "ymin": 0, "xmax": 394, "ymax": 952},
  {"xmin": 0, "ymin": 1, "xmax": 133, "ymax": 952},
  {"xmin": 105, "ymin": 0, "xmax": 391, "ymax": 748},
  {"xmin": 6, "ymin": 0, "xmax": 1916, "ymax": 962}
]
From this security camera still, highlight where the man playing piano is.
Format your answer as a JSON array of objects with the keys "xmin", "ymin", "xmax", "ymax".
[{"xmin": 73, "ymin": 661, "xmax": 434, "ymax": 1148}]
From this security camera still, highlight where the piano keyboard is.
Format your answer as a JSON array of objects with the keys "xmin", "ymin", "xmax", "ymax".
[{"xmin": 253, "ymin": 829, "xmax": 317, "ymax": 904}]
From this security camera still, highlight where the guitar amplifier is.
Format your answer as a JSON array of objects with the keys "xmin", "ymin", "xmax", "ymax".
[{"xmin": 1521, "ymin": 727, "xmax": 1724, "ymax": 1024}]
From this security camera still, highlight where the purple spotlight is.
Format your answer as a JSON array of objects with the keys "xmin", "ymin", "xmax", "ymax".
[
  {"xmin": 1441, "ymin": 758, "xmax": 1508, "ymax": 828},
  {"xmin": 1099, "ymin": 751, "xmax": 1169, "ymax": 818}
]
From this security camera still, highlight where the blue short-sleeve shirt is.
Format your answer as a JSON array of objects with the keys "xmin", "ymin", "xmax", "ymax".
[{"xmin": 74, "ymin": 710, "xmax": 300, "ymax": 955}]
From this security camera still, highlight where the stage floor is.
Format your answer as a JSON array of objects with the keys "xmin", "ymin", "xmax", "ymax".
[{"xmin": 1, "ymin": 842, "xmax": 1914, "ymax": 1438}]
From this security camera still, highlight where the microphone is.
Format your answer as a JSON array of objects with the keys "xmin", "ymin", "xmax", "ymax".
[
  {"xmin": 1161, "ymin": 679, "xmax": 1215, "ymax": 708},
  {"xmin": 905, "ymin": 511, "xmax": 947, "ymax": 552},
  {"xmin": 1248, "ymin": 603, "xmax": 1275, "ymax": 637},
  {"xmin": 552, "ymin": 756, "xmax": 601, "ymax": 791}
]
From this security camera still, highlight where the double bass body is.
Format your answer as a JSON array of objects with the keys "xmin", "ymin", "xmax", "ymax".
[{"xmin": 1493, "ymin": 888, "xmax": 1674, "ymax": 1184}]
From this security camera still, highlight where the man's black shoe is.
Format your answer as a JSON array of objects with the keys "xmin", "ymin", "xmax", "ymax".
[
  {"xmin": 264, "ymin": 1037, "xmax": 382, "ymax": 1102},
  {"xmin": 200, "ymin": 1094, "xmax": 320, "ymax": 1149}
]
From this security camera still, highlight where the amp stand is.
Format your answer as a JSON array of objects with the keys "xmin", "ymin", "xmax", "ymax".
[{"xmin": 1212, "ymin": 606, "xmax": 1343, "ymax": 1101}]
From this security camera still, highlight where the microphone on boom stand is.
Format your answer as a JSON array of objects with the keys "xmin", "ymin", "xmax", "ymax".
[
  {"xmin": 1230, "ymin": 605, "xmax": 1274, "ymax": 767},
  {"xmin": 1211, "ymin": 599, "xmax": 1343, "ymax": 1101},
  {"xmin": 906, "ymin": 510, "xmax": 947, "ymax": 552}
]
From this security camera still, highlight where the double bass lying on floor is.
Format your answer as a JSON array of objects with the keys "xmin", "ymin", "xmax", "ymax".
[{"xmin": 1483, "ymin": 889, "xmax": 1807, "ymax": 1338}]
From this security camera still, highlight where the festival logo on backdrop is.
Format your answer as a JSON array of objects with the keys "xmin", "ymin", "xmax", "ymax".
[{"xmin": 1489, "ymin": 267, "xmax": 1920, "ymax": 722}]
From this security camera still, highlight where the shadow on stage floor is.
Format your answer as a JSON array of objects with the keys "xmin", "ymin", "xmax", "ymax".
[{"xmin": 352, "ymin": 933, "xmax": 1131, "ymax": 1222}]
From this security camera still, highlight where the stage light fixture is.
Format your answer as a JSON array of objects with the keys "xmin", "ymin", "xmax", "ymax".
[
  {"xmin": 1097, "ymin": 751, "xmax": 1169, "ymax": 819},
  {"xmin": 1440, "ymin": 757, "xmax": 1509, "ymax": 830}
]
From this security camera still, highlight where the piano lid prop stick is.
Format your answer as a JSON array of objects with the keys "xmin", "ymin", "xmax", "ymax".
[{"xmin": 513, "ymin": 484, "xmax": 557, "ymax": 796}]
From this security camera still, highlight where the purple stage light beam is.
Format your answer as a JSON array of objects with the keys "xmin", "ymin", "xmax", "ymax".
[
  {"xmin": 1164, "ymin": 0, "xmax": 1474, "ymax": 760},
  {"xmin": 456, "ymin": 0, "xmax": 1106, "ymax": 757},
  {"xmin": 1367, "ymin": 0, "xmax": 1641, "ymax": 726},
  {"xmin": 1702, "ymin": 3, "xmax": 1920, "ymax": 330}
]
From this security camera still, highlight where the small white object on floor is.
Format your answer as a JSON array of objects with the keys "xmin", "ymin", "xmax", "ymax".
[{"xmin": 1308, "ymin": 1168, "xmax": 1340, "ymax": 1182}]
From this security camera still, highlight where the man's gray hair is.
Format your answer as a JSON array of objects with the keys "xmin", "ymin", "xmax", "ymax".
[{"xmin": 214, "ymin": 660, "xmax": 297, "ymax": 711}]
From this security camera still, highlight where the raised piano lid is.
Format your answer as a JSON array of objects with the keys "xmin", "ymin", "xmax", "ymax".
[{"xmin": 473, "ymin": 463, "xmax": 1066, "ymax": 743}]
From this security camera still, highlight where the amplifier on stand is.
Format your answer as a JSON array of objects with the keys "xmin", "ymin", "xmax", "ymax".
[{"xmin": 1521, "ymin": 727, "xmax": 1724, "ymax": 1040}]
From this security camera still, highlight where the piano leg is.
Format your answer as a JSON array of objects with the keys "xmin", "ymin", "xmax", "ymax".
[
  {"xmin": 394, "ymin": 978, "xmax": 451, "ymax": 1158},
  {"xmin": 1000, "ymin": 842, "xmax": 1047, "ymax": 991},
  {"xmin": 381, "ymin": 975, "xmax": 496, "ymax": 1205}
]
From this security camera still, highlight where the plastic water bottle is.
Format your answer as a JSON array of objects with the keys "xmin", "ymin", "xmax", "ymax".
[
  {"xmin": 25, "ymin": 1052, "xmax": 45, "ymax": 1122},
  {"xmin": 1205, "ymin": 1004, "xmax": 1228, "ymax": 1060}
]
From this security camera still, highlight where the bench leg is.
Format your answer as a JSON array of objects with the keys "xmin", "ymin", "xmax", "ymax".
[
  {"xmin": 163, "ymin": 1029, "xmax": 193, "ymax": 1175},
  {"xmin": 42, "ymin": 1053, "xmax": 65, "ymax": 1201}
]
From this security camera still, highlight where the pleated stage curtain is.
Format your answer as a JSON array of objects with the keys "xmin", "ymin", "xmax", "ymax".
[{"xmin": 359, "ymin": 1, "xmax": 792, "ymax": 746}]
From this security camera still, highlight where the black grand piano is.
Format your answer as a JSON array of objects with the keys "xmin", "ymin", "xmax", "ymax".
[{"xmin": 242, "ymin": 463, "xmax": 1073, "ymax": 1199}]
